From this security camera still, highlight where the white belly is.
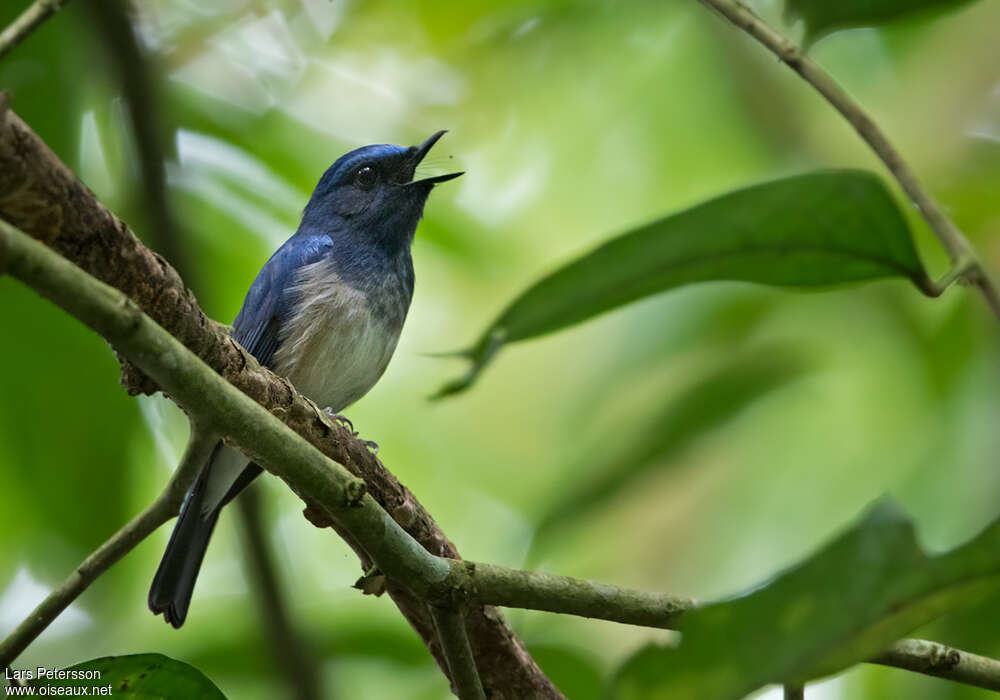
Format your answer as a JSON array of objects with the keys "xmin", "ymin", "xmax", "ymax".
[{"xmin": 271, "ymin": 268, "xmax": 402, "ymax": 412}]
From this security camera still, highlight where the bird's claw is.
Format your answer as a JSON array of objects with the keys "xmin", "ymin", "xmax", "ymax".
[
  {"xmin": 322, "ymin": 408, "xmax": 354, "ymax": 433},
  {"xmin": 322, "ymin": 408, "xmax": 378, "ymax": 453}
]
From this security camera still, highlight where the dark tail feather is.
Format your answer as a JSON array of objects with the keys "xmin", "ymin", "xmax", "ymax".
[{"xmin": 148, "ymin": 471, "xmax": 221, "ymax": 629}]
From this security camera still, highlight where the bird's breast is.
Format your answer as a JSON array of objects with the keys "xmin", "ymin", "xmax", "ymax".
[{"xmin": 271, "ymin": 259, "xmax": 408, "ymax": 412}]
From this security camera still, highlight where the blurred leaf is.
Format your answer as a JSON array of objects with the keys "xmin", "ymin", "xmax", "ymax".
[
  {"xmin": 437, "ymin": 170, "xmax": 930, "ymax": 397},
  {"xmin": 533, "ymin": 346, "xmax": 812, "ymax": 553},
  {"xmin": 31, "ymin": 653, "xmax": 226, "ymax": 698},
  {"xmin": 784, "ymin": 0, "xmax": 978, "ymax": 44},
  {"xmin": 612, "ymin": 500, "xmax": 1000, "ymax": 700}
]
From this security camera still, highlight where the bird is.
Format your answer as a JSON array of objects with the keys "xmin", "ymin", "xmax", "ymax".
[{"xmin": 148, "ymin": 131, "xmax": 462, "ymax": 628}]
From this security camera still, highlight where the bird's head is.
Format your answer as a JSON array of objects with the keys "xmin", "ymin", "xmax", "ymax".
[{"xmin": 303, "ymin": 131, "xmax": 462, "ymax": 252}]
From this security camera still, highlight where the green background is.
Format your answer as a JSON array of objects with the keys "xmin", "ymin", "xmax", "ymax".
[{"xmin": 1, "ymin": 0, "xmax": 999, "ymax": 697}]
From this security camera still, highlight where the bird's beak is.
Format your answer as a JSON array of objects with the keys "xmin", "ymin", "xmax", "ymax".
[{"xmin": 405, "ymin": 130, "xmax": 464, "ymax": 186}]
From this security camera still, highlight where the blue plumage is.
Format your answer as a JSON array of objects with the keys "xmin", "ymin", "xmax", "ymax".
[
  {"xmin": 149, "ymin": 133, "xmax": 461, "ymax": 627},
  {"xmin": 232, "ymin": 233, "xmax": 334, "ymax": 368}
]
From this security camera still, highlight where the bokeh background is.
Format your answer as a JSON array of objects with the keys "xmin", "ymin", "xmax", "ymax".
[{"xmin": 1, "ymin": 0, "xmax": 999, "ymax": 697}]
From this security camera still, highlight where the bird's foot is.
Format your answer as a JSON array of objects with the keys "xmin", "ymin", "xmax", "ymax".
[
  {"xmin": 322, "ymin": 408, "xmax": 355, "ymax": 433},
  {"xmin": 322, "ymin": 408, "xmax": 378, "ymax": 453}
]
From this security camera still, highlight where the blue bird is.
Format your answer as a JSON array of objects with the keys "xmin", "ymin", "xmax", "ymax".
[{"xmin": 149, "ymin": 132, "xmax": 462, "ymax": 627}]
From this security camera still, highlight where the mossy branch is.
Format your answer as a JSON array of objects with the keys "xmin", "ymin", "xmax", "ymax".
[
  {"xmin": 4, "ymin": 219, "xmax": 1000, "ymax": 695},
  {"xmin": 0, "ymin": 103, "xmax": 558, "ymax": 699}
]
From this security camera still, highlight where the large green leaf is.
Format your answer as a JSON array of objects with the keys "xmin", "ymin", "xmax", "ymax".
[
  {"xmin": 31, "ymin": 654, "xmax": 226, "ymax": 699},
  {"xmin": 436, "ymin": 170, "xmax": 930, "ymax": 398},
  {"xmin": 612, "ymin": 501, "xmax": 1000, "ymax": 699},
  {"xmin": 784, "ymin": 0, "xmax": 978, "ymax": 43}
]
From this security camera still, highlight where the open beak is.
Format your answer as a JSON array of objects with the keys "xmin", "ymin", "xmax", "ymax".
[{"xmin": 405, "ymin": 130, "xmax": 464, "ymax": 186}]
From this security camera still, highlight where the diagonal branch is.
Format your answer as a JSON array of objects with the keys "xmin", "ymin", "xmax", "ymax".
[
  {"xmin": 5, "ymin": 97, "xmax": 999, "ymax": 697},
  {"xmin": 0, "ymin": 424, "xmax": 214, "ymax": 671},
  {"xmin": 696, "ymin": 0, "xmax": 1000, "ymax": 321},
  {"xmin": 0, "ymin": 102, "xmax": 560, "ymax": 699},
  {"xmin": 3, "ymin": 221, "xmax": 1000, "ymax": 695},
  {"xmin": 0, "ymin": 0, "xmax": 71, "ymax": 62}
]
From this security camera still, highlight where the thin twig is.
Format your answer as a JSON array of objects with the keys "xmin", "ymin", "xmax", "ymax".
[
  {"xmin": 697, "ymin": 0, "xmax": 1000, "ymax": 321},
  {"xmin": 450, "ymin": 559, "xmax": 1000, "ymax": 693},
  {"xmin": 236, "ymin": 488, "xmax": 322, "ymax": 700},
  {"xmin": 0, "ymin": 217, "xmax": 561, "ymax": 696},
  {"xmin": 3, "ymin": 209, "xmax": 1000, "ymax": 699},
  {"xmin": 430, "ymin": 606, "xmax": 486, "ymax": 700},
  {"xmin": 0, "ymin": 218, "xmax": 450, "ymax": 596},
  {"xmin": 0, "ymin": 0, "xmax": 71, "ymax": 62},
  {"xmin": 79, "ymin": 4, "xmax": 316, "ymax": 692},
  {"xmin": 870, "ymin": 638, "xmax": 1000, "ymax": 692},
  {"xmin": 445, "ymin": 560, "xmax": 692, "ymax": 629},
  {"xmin": 5, "ymin": 113, "xmax": 1000, "ymax": 695},
  {"xmin": 0, "ymin": 105, "xmax": 562, "ymax": 698},
  {"xmin": 0, "ymin": 424, "xmax": 214, "ymax": 670}
]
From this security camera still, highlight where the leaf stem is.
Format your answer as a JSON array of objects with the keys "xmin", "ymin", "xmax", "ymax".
[
  {"xmin": 696, "ymin": 0, "xmax": 1000, "ymax": 321},
  {"xmin": 927, "ymin": 256, "xmax": 978, "ymax": 296}
]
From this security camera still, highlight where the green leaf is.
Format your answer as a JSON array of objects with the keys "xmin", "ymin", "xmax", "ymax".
[
  {"xmin": 436, "ymin": 170, "xmax": 930, "ymax": 398},
  {"xmin": 784, "ymin": 0, "xmax": 977, "ymax": 43},
  {"xmin": 612, "ymin": 500, "xmax": 1000, "ymax": 700},
  {"xmin": 31, "ymin": 654, "xmax": 227, "ymax": 699}
]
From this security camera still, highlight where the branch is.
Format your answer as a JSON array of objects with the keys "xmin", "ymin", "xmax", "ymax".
[
  {"xmin": 430, "ymin": 606, "xmax": 486, "ymax": 700},
  {"xmin": 235, "ymin": 488, "xmax": 322, "ymax": 700},
  {"xmin": 0, "ymin": 217, "xmax": 560, "ymax": 698},
  {"xmin": 1, "ymin": 222, "xmax": 997, "ymax": 698},
  {"xmin": 0, "ymin": 424, "xmax": 214, "ymax": 670},
  {"xmin": 0, "ymin": 104, "xmax": 560, "ymax": 698},
  {"xmin": 446, "ymin": 561, "xmax": 1000, "ymax": 693},
  {"xmin": 0, "ymin": 0, "xmax": 71, "ymax": 61},
  {"xmin": 443, "ymin": 560, "xmax": 692, "ymax": 628},
  {"xmin": 697, "ymin": 0, "xmax": 1000, "ymax": 321},
  {"xmin": 870, "ymin": 638, "xmax": 1000, "ymax": 692}
]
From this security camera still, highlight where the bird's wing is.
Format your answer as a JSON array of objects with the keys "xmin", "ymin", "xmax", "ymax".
[{"xmin": 232, "ymin": 234, "xmax": 334, "ymax": 368}]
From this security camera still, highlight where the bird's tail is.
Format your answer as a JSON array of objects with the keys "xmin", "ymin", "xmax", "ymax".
[{"xmin": 148, "ymin": 454, "xmax": 222, "ymax": 629}]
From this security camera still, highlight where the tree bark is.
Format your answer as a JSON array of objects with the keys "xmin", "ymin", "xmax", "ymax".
[{"xmin": 0, "ymin": 101, "xmax": 561, "ymax": 699}]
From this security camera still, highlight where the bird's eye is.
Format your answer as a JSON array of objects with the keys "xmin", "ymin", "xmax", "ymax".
[{"xmin": 354, "ymin": 166, "xmax": 377, "ymax": 190}]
